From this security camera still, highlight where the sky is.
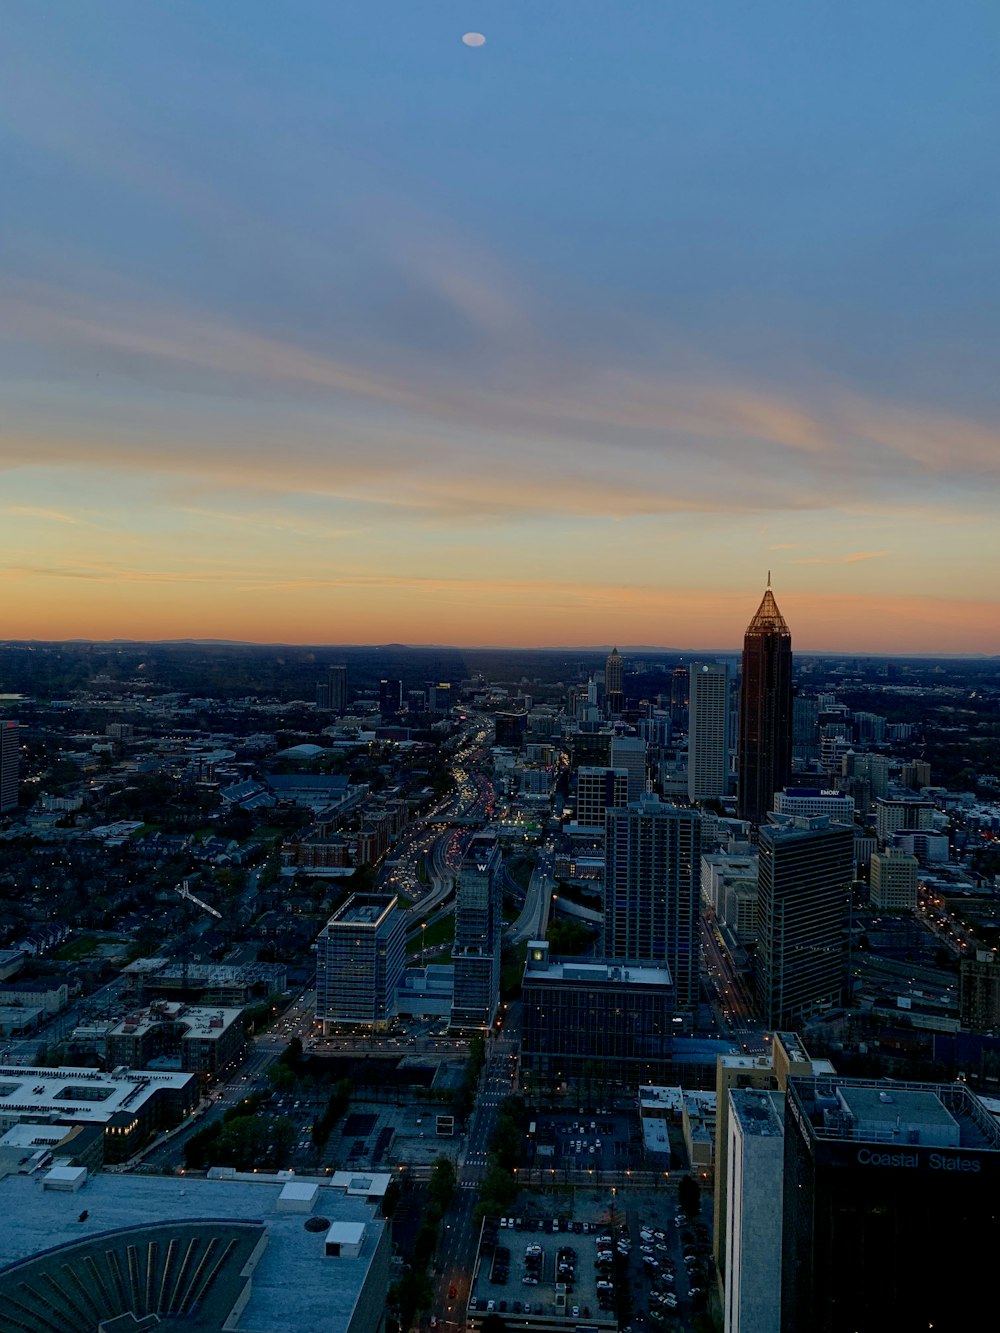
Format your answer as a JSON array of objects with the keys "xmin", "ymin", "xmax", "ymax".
[{"xmin": 2, "ymin": 1, "xmax": 999, "ymax": 654}]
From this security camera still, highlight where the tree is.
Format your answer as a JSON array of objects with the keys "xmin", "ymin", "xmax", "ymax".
[
  {"xmin": 678, "ymin": 1173, "xmax": 701, "ymax": 1216},
  {"xmin": 429, "ymin": 1155, "xmax": 457, "ymax": 1212}
]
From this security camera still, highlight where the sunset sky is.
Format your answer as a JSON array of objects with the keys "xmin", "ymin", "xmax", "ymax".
[{"xmin": 2, "ymin": 2, "xmax": 998, "ymax": 653}]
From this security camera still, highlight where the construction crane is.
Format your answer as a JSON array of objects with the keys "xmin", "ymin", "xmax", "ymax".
[{"xmin": 175, "ymin": 880, "xmax": 223, "ymax": 1001}]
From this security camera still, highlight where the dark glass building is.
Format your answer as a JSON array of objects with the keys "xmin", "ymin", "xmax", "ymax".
[
  {"xmin": 782, "ymin": 1074, "xmax": 1000, "ymax": 1333},
  {"xmin": 755, "ymin": 815, "xmax": 853, "ymax": 1029},
  {"xmin": 738, "ymin": 582, "xmax": 793, "ymax": 824},
  {"xmin": 520, "ymin": 941, "xmax": 674, "ymax": 1089}
]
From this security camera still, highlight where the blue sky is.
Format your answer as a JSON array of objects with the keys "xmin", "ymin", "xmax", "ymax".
[{"xmin": 2, "ymin": 2, "xmax": 999, "ymax": 649}]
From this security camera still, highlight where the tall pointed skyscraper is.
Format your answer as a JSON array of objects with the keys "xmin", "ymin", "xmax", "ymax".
[{"xmin": 738, "ymin": 578, "xmax": 793, "ymax": 824}]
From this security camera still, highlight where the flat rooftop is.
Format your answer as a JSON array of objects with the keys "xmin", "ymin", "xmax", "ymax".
[
  {"xmin": 792, "ymin": 1077, "xmax": 1000, "ymax": 1151},
  {"xmin": 731, "ymin": 1088, "xmax": 785, "ymax": 1137},
  {"xmin": 525, "ymin": 958, "xmax": 672, "ymax": 988},
  {"xmin": 0, "ymin": 1064, "xmax": 195, "ymax": 1124},
  {"xmin": 109, "ymin": 1003, "xmax": 244, "ymax": 1041},
  {"xmin": 0, "ymin": 1171, "xmax": 384, "ymax": 1333},
  {"xmin": 328, "ymin": 894, "xmax": 396, "ymax": 928}
]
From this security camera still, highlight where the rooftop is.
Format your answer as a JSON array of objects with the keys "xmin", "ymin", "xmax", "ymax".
[
  {"xmin": 730, "ymin": 1088, "xmax": 785, "ymax": 1138},
  {"xmin": 791, "ymin": 1077, "xmax": 1000, "ymax": 1151},
  {"xmin": 0, "ymin": 1171, "xmax": 385, "ymax": 1333},
  {"xmin": 0, "ymin": 1064, "xmax": 195, "ymax": 1124},
  {"xmin": 524, "ymin": 957, "xmax": 672, "ymax": 988}
]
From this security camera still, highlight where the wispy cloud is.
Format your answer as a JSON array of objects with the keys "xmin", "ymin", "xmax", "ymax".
[
  {"xmin": 795, "ymin": 551, "xmax": 890, "ymax": 565},
  {"xmin": 2, "ymin": 504, "xmax": 81, "ymax": 525}
]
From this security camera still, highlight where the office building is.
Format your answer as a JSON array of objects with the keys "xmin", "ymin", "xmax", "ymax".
[
  {"xmin": 713, "ymin": 1032, "xmax": 832, "ymax": 1282},
  {"xmin": 521, "ymin": 941, "xmax": 674, "ymax": 1089},
  {"xmin": 901, "ymin": 758, "xmax": 931, "ymax": 791},
  {"xmin": 0, "ymin": 1170, "xmax": 390, "ymax": 1333},
  {"xmin": 0, "ymin": 1063, "xmax": 198, "ymax": 1164},
  {"xmin": 605, "ymin": 794, "xmax": 701, "ymax": 1009},
  {"xmin": 610, "ymin": 732, "xmax": 647, "ymax": 803},
  {"xmin": 868, "ymin": 848, "xmax": 919, "ymax": 911},
  {"xmin": 791, "ymin": 695, "xmax": 819, "ymax": 763},
  {"xmin": 738, "ymin": 583, "xmax": 793, "ymax": 824},
  {"xmin": 875, "ymin": 796, "xmax": 935, "ymax": 846},
  {"xmin": 670, "ymin": 664, "xmax": 689, "ymax": 731},
  {"xmin": 724, "ymin": 1088, "xmax": 785, "ymax": 1333},
  {"xmin": 316, "ymin": 894, "xmax": 406, "ymax": 1032},
  {"xmin": 451, "ymin": 834, "xmax": 503, "ymax": 1031},
  {"xmin": 774, "ymin": 787, "xmax": 855, "ymax": 822},
  {"xmin": 604, "ymin": 646, "xmax": 624, "ymax": 716},
  {"xmin": 782, "ymin": 1075, "xmax": 1000, "ymax": 1333},
  {"xmin": 575, "ymin": 766, "xmax": 629, "ymax": 832},
  {"xmin": 755, "ymin": 817, "xmax": 853, "ymax": 1029},
  {"xmin": 0, "ymin": 720, "xmax": 19, "ymax": 813},
  {"xmin": 378, "ymin": 677, "xmax": 402, "ymax": 715},
  {"xmin": 842, "ymin": 750, "xmax": 890, "ymax": 801},
  {"xmin": 960, "ymin": 950, "xmax": 1000, "ymax": 1032},
  {"xmin": 688, "ymin": 662, "xmax": 731, "ymax": 802},
  {"xmin": 316, "ymin": 664, "xmax": 348, "ymax": 714}
]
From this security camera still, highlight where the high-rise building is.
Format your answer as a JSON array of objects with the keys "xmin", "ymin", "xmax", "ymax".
[
  {"xmin": 901, "ymin": 758, "xmax": 932, "ymax": 791},
  {"xmin": 755, "ymin": 816, "xmax": 853, "ymax": 1029},
  {"xmin": 688, "ymin": 662, "xmax": 731, "ymax": 802},
  {"xmin": 520, "ymin": 940, "xmax": 674, "ymax": 1089},
  {"xmin": 724, "ymin": 1087, "xmax": 786, "ymax": 1333},
  {"xmin": 604, "ymin": 793, "xmax": 701, "ymax": 1009},
  {"xmin": 738, "ymin": 582, "xmax": 793, "ymax": 825},
  {"xmin": 0, "ymin": 721, "xmax": 19, "ymax": 813},
  {"xmin": 713, "ymin": 1031, "xmax": 834, "ymax": 1284},
  {"xmin": 875, "ymin": 796, "xmax": 935, "ymax": 847},
  {"xmin": 670, "ymin": 664, "xmax": 689, "ymax": 731},
  {"xmin": 604, "ymin": 647, "xmax": 624, "ymax": 716},
  {"xmin": 451, "ymin": 834, "xmax": 503, "ymax": 1031},
  {"xmin": 575, "ymin": 766, "xmax": 629, "ymax": 831},
  {"xmin": 317, "ymin": 665, "xmax": 348, "ymax": 713},
  {"xmin": 610, "ymin": 733, "xmax": 648, "ymax": 803},
  {"xmin": 960, "ymin": 950, "xmax": 1000, "ymax": 1031},
  {"xmin": 315, "ymin": 894, "xmax": 406, "ymax": 1031},
  {"xmin": 782, "ymin": 1075, "xmax": 1000, "ymax": 1333},
  {"xmin": 378, "ymin": 678, "xmax": 402, "ymax": 715},
  {"xmin": 869, "ymin": 848, "xmax": 919, "ymax": 911},
  {"xmin": 792, "ymin": 695, "xmax": 819, "ymax": 763}
]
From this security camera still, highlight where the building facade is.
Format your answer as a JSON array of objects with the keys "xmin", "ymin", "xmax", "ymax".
[
  {"xmin": 868, "ymin": 848, "xmax": 919, "ymax": 911},
  {"xmin": 755, "ymin": 817, "xmax": 853, "ymax": 1029},
  {"xmin": 0, "ymin": 720, "xmax": 19, "ymax": 813},
  {"xmin": 451, "ymin": 834, "xmax": 503, "ymax": 1031},
  {"xmin": 316, "ymin": 894, "xmax": 406, "ymax": 1031},
  {"xmin": 738, "ymin": 585, "xmax": 793, "ymax": 825},
  {"xmin": 575, "ymin": 767, "xmax": 629, "ymax": 832},
  {"xmin": 688, "ymin": 663, "xmax": 731, "ymax": 802},
  {"xmin": 610, "ymin": 733, "xmax": 648, "ymax": 804},
  {"xmin": 782, "ymin": 1075, "xmax": 1000, "ymax": 1333},
  {"xmin": 604, "ymin": 647, "xmax": 624, "ymax": 716},
  {"xmin": 520, "ymin": 941, "xmax": 674, "ymax": 1089},
  {"xmin": 724, "ymin": 1088, "xmax": 785, "ymax": 1333},
  {"xmin": 605, "ymin": 794, "xmax": 701, "ymax": 1009}
]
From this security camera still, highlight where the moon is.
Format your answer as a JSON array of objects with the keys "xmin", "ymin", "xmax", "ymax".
[{"xmin": 462, "ymin": 32, "xmax": 486, "ymax": 48}]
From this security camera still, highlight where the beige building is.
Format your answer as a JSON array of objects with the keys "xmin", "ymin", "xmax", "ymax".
[{"xmin": 869, "ymin": 848, "xmax": 919, "ymax": 911}]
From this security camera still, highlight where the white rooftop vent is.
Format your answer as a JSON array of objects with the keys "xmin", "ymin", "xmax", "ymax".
[{"xmin": 324, "ymin": 1221, "xmax": 366, "ymax": 1258}]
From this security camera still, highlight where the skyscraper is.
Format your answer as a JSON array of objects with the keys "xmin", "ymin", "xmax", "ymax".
[
  {"xmin": 451, "ymin": 834, "xmax": 503, "ymax": 1030},
  {"xmin": 782, "ymin": 1075, "xmax": 1000, "ymax": 1333},
  {"xmin": 610, "ymin": 733, "xmax": 647, "ymax": 803},
  {"xmin": 0, "ymin": 721, "xmax": 19, "ymax": 813},
  {"xmin": 738, "ymin": 581, "xmax": 793, "ymax": 825},
  {"xmin": 755, "ymin": 816, "xmax": 853, "ymax": 1029},
  {"xmin": 604, "ymin": 646, "xmax": 624, "ymax": 716},
  {"xmin": 604, "ymin": 793, "xmax": 702, "ymax": 1009},
  {"xmin": 315, "ymin": 893, "xmax": 406, "ymax": 1031},
  {"xmin": 688, "ymin": 662, "xmax": 731, "ymax": 801}
]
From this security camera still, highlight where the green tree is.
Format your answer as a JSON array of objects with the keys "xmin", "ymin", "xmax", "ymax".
[{"xmin": 679, "ymin": 1173, "xmax": 701, "ymax": 1216}]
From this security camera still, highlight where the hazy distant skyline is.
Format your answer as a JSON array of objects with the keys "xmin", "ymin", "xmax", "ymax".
[{"xmin": 2, "ymin": 3, "xmax": 998, "ymax": 653}]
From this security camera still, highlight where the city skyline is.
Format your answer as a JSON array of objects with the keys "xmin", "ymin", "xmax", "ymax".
[{"xmin": 2, "ymin": 3, "xmax": 999, "ymax": 652}]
